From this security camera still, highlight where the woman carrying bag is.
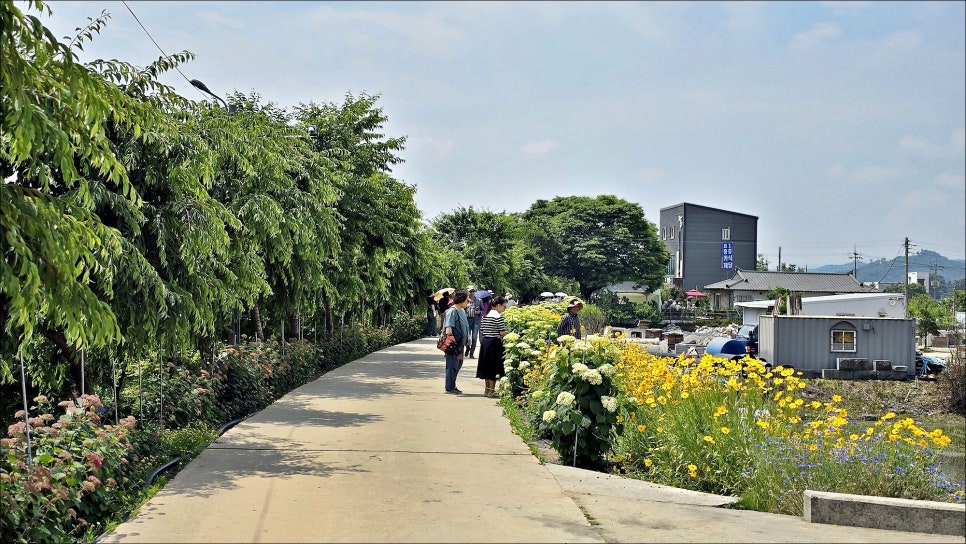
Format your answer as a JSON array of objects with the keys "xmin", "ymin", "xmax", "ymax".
[{"xmin": 442, "ymin": 290, "xmax": 470, "ymax": 395}]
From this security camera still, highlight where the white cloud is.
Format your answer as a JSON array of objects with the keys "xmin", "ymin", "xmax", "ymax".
[
  {"xmin": 522, "ymin": 140, "xmax": 559, "ymax": 157},
  {"xmin": 882, "ymin": 29, "xmax": 921, "ymax": 50},
  {"xmin": 898, "ymin": 128, "xmax": 966, "ymax": 161},
  {"xmin": 790, "ymin": 23, "xmax": 841, "ymax": 51},
  {"xmin": 850, "ymin": 166, "xmax": 898, "ymax": 184},
  {"xmin": 634, "ymin": 167, "xmax": 666, "ymax": 182},
  {"xmin": 197, "ymin": 11, "xmax": 244, "ymax": 30},
  {"xmin": 934, "ymin": 171, "xmax": 965, "ymax": 190},
  {"xmin": 407, "ymin": 135, "xmax": 457, "ymax": 160}
]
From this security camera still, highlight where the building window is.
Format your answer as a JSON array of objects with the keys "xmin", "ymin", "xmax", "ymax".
[
  {"xmin": 670, "ymin": 226, "xmax": 675, "ymax": 239},
  {"xmin": 830, "ymin": 329, "xmax": 856, "ymax": 352},
  {"xmin": 722, "ymin": 228, "xmax": 731, "ymax": 241}
]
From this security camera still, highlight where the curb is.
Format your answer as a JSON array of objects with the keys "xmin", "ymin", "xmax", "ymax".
[{"xmin": 804, "ymin": 490, "xmax": 966, "ymax": 536}]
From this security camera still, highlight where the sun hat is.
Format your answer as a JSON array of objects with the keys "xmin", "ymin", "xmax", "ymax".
[
  {"xmin": 467, "ymin": 285, "xmax": 475, "ymax": 291},
  {"xmin": 567, "ymin": 298, "xmax": 584, "ymax": 308}
]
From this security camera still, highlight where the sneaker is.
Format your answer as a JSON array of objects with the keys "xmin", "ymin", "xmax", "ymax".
[{"xmin": 445, "ymin": 389, "xmax": 462, "ymax": 395}]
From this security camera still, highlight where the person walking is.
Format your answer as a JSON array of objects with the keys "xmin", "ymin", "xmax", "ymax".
[
  {"xmin": 436, "ymin": 291, "xmax": 451, "ymax": 334},
  {"xmin": 464, "ymin": 286, "xmax": 484, "ymax": 358},
  {"xmin": 425, "ymin": 289, "xmax": 437, "ymax": 336},
  {"xmin": 557, "ymin": 297, "xmax": 584, "ymax": 339},
  {"xmin": 442, "ymin": 290, "xmax": 470, "ymax": 395},
  {"xmin": 476, "ymin": 295, "xmax": 508, "ymax": 397}
]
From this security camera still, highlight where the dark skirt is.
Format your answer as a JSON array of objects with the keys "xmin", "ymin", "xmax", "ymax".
[{"xmin": 476, "ymin": 336, "xmax": 505, "ymax": 380}]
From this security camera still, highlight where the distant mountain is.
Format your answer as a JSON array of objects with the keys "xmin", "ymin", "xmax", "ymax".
[{"xmin": 811, "ymin": 250, "xmax": 965, "ymax": 285}]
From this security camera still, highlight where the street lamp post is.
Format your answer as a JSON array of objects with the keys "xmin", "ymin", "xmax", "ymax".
[{"xmin": 190, "ymin": 78, "xmax": 229, "ymax": 111}]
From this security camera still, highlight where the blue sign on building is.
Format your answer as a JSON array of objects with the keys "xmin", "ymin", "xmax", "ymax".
[{"xmin": 721, "ymin": 242, "xmax": 733, "ymax": 269}]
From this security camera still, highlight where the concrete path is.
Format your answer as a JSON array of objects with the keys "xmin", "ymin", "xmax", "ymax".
[{"xmin": 101, "ymin": 338, "xmax": 962, "ymax": 543}]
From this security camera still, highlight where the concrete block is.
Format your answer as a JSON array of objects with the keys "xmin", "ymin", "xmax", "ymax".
[
  {"xmin": 803, "ymin": 489, "xmax": 965, "ymax": 536},
  {"xmin": 872, "ymin": 360, "xmax": 892, "ymax": 371},
  {"xmin": 836, "ymin": 358, "xmax": 869, "ymax": 371}
]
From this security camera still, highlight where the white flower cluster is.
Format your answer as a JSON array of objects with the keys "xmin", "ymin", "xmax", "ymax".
[
  {"xmin": 542, "ymin": 410, "xmax": 557, "ymax": 422},
  {"xmin": 503, "ymin": 332, "xmax": 520, "ymax": 343},
  {"xmin": 556, "ymin": 334, "xmax": 576, "ymax": 344},
  {"xmin": 556, "ymin": 391, "xmax": 576, "ymax": 406},
  {"xmin": 516, "ymin": 342, "xmax": 532, "ymax": 351},
  {"xmin": 530, "ymin": 350, "xmax": 542, "ymax": 357},
  {"xmin": 600, "ymin": 396, "xmax": 618, "ymax": 413},
  {"xmin": 597, "ymin": 363, "xmax": 615, "ymax": 377},
  {"xmin": 571, "ymin": 340, "xmax": 590, "ymax": 353},
  {"xmin": 519, "ymin": 361, "xmax": 531, "ymax": 370},
  {"xmin": 581, "ymin": 368, "xmax": 603, "ymax": 385},
  {"xmin": 571, "ymin": 362, "xmax": 588, "ymax": 375}
]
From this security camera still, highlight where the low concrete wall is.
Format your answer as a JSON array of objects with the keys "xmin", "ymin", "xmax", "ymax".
[{"xmin": 803, "ymin": 490, "xmax": 965, "ymax": 536}]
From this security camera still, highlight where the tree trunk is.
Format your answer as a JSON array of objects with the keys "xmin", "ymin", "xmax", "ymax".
[{"xmin": 250, "ymin": 306, "xmax": 264, "ymax": 342}]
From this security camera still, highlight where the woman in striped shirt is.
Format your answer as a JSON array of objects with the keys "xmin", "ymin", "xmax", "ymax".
[{"xmin": 476, "ymin": 295, "xmax": 508, "ymax": 398}]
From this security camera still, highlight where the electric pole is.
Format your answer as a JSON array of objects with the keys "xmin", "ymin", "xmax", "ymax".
[
  {"xmin": 849, "ymin": 245, "xmax": 865, "ymax": 277},
  {"xmin": 903, "ymin": 237, "xmax": 909, "ymax": 319}
]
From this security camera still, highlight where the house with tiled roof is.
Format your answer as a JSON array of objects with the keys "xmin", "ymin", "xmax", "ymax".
[{"xmin": 703, "ymin": 269, "xmax": 875, "ymax": 310}]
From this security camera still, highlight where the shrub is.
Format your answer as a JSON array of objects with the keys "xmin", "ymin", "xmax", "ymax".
[
  {"xmin": 1, "ymin": 395, "xmax": 138, "ymax": 543},
  {"xmin": 525, "ymin": 335, "xmax": 625, "ymax": 470}
]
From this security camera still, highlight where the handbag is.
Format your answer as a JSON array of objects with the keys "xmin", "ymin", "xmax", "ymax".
[{"xmin": 437, "ymin": 331, "xmax": 457, "ymax": 353}]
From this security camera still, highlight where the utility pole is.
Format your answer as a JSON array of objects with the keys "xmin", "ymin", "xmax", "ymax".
[
  {"xmin": 777, "ymin": 247, "xmax": 781, "ymax": 272},
  {"xmin": 903, "ymin": 237, "xmax": 909, "ymax": 319},
  {"xmin": 850, "ymin": 245, "xmax": 863, "ymax": 277}
]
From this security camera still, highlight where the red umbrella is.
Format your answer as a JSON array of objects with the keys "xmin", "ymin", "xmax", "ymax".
[{"xmin": 686, "ymin": 289, "xmax": 707, "ymax": 298}]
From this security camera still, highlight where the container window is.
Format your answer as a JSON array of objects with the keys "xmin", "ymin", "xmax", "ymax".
[{"xmin": 830, "ymin": 329, "xmax": 856, "ymax": 352}]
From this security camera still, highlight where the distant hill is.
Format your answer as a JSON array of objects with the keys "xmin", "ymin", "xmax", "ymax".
[{"xmin": 811, "ymin": 249, "xmax": 965, "ymax": 285}]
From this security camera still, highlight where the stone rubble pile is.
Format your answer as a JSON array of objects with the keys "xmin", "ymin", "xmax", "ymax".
[{"xmin": 680, "ymin": 324, "xmax": 742, "ymax": 347}]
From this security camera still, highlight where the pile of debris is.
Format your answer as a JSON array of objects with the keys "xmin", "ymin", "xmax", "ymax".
[{"xmin": 680, "ymin": 324, "xmax": 742, "ymax": 347}]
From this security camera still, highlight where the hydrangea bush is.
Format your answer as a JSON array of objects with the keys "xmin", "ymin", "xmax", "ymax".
[
  {"xmin": 1, "ymin": 395, "xmax": 139, "ymax": 543},
  {"xmin": 528, "ymin": 335, "xmax": 626, "ymax": 469}
]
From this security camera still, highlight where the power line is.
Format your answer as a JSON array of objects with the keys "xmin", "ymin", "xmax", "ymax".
[{"xmin": 120, "ymin": 0, "xmax": 205, "ymax": 100}]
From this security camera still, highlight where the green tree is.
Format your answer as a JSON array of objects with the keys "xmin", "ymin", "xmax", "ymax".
[
  {"xmin": 756, "ymin": 254, "xmax": 769, "ymax": 271},
  {"xmin": 884, "ymin": 282, "xmax": 928, "ymax": 297},
  {"xmin": 779, "ymin": 263, "xmax": 805, "ymax": 273},
  {"xmin": 518, "ymin": 195, "xmax": 667, "ymax": 300},
  {"xmin": 431, "ymin": 206, "xmax": 517, "ymax": 294},
  {"xmin": 909, "ymin": 293, "xmax": 954, "ymax": 338},
  {"xmin": 1, "ymin": 2, "xmax": 167, "ymax": 378}
]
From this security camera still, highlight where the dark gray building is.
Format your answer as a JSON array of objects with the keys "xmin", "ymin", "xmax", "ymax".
[{"xmin": 659, "ymin": 202, "xmax": 757, "ymax": 293}]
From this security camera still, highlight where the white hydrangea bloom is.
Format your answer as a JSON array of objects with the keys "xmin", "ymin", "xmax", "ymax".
[
  {"xmin": 571, "ymin": 340, "xmax": 590, "ymax": 353},
  {"xmin": 556, "ymin": 391, "xmax": 576, "ymax": 406},
  {"xmin": 597, "ymin": 363, "xmax": 615, "ymax": 377},
  {"xmin": 530, "ymin": 350, "xmax": 542, "ymax": 357},
  {"xmin": 517, "ymin": 342, "xmax": 531, "ymax": 351},
  {"xmin": 581, "ymin": 369, "xmax": 603, "ymax": 385},
  {"xmin": 504, "ymin": 343, "xmax": 516, "ymax": 349},
  {"xmin": 571, "ymin": 362, "xmax": 588, "ymax": 375},
  {"xmin": 542, "ymin": 410, "xmax": 557, "ymax": 422},
  {"xmin": 519, "ymin": 361, "xmax": 530, "ymax": 370},
  {"xmin": 503, "ymin": 364, "xmax": 512, "ymax": 373},
  {"xmin": 600, "ymin": 396, "xmax": 618, "ymax": 413},
  {"xmin": 503, "ymin": 332, "xmax": 520, "ymax": 342},
  {"xmin": 557, "ymin": 334, "xmax": 576, "ymax": 344}
]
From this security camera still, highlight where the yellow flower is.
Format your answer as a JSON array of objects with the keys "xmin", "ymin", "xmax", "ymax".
[
  {"xmin": 637, "ymin": 424, "xmax": 646, "ymax": 432},
  {"xmin": 882, "ymin": 412, "xmax": 896, "ymax": 420},
  {"xmin": 810, "ymin": 401, "xmax": 822, "ymax": 409},
  {"xmin": 720, "ymin": 427, "xmax": 730, "ymax": 435},
  {"xmin": 832, "ymin": 394, "xmax": 842, "ymax": 403},
  {"xmin": 644, "ymin": 458, "xmax": 653, "ymax": 467},
  {"xmin": 703, "ymin": 435, "xmax": 715, "ymax": 444}
]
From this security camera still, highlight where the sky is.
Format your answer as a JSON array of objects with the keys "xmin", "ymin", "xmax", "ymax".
[{"xmin": 26, "ymin": 1, "xmax": 966, "ymax": 268}]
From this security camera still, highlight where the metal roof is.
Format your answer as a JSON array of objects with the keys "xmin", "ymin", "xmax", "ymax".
[
  {"xmin": 735, "ymin": 292, "xmax": 897, "ymax": 309},
  {"xmin": 703, "ymin": 269, "xmax": 871, "ymax": 293}
]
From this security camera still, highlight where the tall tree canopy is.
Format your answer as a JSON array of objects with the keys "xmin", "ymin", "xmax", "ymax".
[{"xmin": 519, "ymin": 195, "xmax": 668, "ymax": 299}]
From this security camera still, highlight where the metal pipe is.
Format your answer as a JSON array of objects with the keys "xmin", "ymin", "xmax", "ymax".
[{"xmin": 145, "ymin": 457, "xmax": 181, "ymax": 487}]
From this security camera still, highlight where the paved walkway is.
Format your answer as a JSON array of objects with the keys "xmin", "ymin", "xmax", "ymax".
[{"xmin": 101, "ymin": 338, "xmax": 962, "ymax": 543}]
